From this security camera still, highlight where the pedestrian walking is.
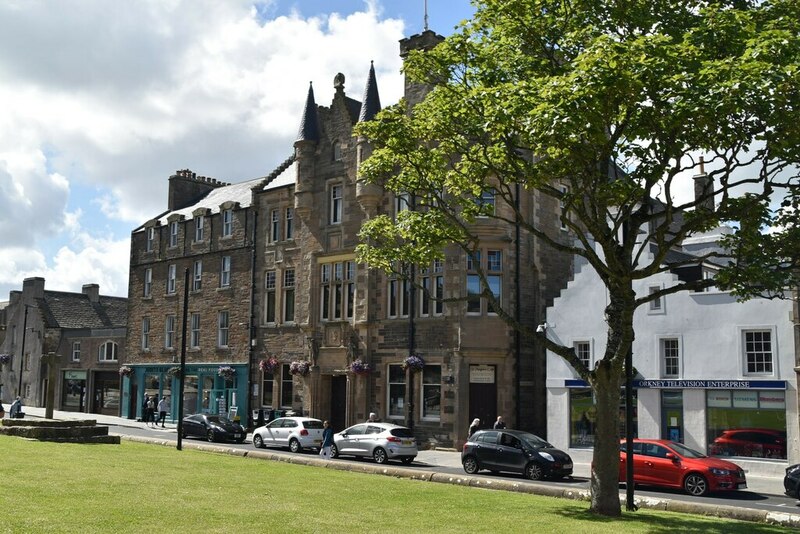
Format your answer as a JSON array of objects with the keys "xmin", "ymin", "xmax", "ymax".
[
  {"xmin": 144, "ymin": 396, "xmax": 156, "ymax": 427},
  {"xmin": 319, "ymin": 420, "xmax": 334, "ymax": 460},
  {"xmin": 157, "ymin": 396, "xmax": 169, "ymax": 428},
  {"xmin": 468, "ymin": 418, "xmax": 481, "ymax": 438},
  {"xmin": 493, "ymin": 416, "xmax": 506, "ymax": 430}
]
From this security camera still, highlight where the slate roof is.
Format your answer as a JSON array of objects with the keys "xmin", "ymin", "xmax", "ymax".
[
  {"xmin": 297, "ymin": 82, "xmax": 321, "ymax": 142},
  {"xmin": 358, "ymin": 61, "xmax": 381, "ymax": 123},
  {"xmin": 38, "ymin": 292, "xmax": 128, "ymax": 330}
]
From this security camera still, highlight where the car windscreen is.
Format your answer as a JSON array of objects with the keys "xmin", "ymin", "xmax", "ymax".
[
  {"xmin": 303, "ymin": 420, "xmax": 323, "ymax": 429},
  {"xmin": 389, "ymin": 428, "xmax": 414, "ymax": 438},
  {"xmin": 517, "ymin": 432, "xmax": 553, "ymax": 449},
  {"xmin": 668, "ymin": 442, "xmax": 706, "ymax": 459},
  {"xmin": 207, "ymin": 416, "xmax": 232, "ymax": 425}
]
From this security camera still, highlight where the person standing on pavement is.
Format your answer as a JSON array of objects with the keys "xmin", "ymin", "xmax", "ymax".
[
  {"xmin": 468, "ymin": 418, "xmax": 481, "ymax": 438},
  {"xmin": 366, "ymin": 412, "xmax": 380, "ymax": 423},
  {"xmin": 145, "ymin": 396, "xmax": 156, "ymax": 427},
  {"xmin": 157, "ymin": 396, "xmax": 169, "ymax": 428},
  {"xmin": 10, "ymin": 397, "xmax": 22, "ymax": 419},
  {"xmin": 320, "ymin": 420, "xmax": 334, "ymax": 459},
  {"xmin": 493, "ymin": 416, "xmax": 506, "ymax": 430}
]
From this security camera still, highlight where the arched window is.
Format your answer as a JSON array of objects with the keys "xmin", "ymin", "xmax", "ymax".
[{"xmin": 98, "ymin": 341, "xmax": 118, "ymax": 362}]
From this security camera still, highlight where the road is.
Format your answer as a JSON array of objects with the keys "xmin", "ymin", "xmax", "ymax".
[{"xmin": 111, "ymin": 422, "xmax": 800, "ymax": 516}]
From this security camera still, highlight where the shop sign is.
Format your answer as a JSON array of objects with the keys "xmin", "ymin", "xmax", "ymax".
[
  {"xmin": 64, "ymin": 370, "xmax": 87, "ymax": 380},
  {"xmin": 758, "ymin": 391, "xmax": 786, "ymax": 409},
  {"xmin": 732, "ymin": 390, "xmax": 758, "ymax": 408},
  {"xmin": 469, "ymin": 365, "xmax": 495, "ymax": 384},
  {"xmin": 632, "ymin": 379, "xmax": 786, "ymax": 390},
  {"xmin": 707, "ymin": 390, "xmax": 731, "ymax": 408}
]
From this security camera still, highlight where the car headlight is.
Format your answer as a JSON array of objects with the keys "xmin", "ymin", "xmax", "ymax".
[
  {"xmin": 539, "ymin": 452, "xmax": 554, "ymax": 462},
  {"xmin": 709, "ymin": 468, "xmax": 732, "ymax": 476}
]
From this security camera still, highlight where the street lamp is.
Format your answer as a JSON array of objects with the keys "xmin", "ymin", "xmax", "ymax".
[{"xmin": 177, "ymin": 268, "xmax": 190, "ymax": 451}]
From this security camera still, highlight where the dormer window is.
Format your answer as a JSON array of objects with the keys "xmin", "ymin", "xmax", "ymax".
[
  {"xmin": 194, "ymin": 216, "xmax": 204, "ymax": 242},
  {"xmin": 169, "ymin": 221, "xmax": 179, "ymax": 248},
  {"xmin": 222, "ymin": 209, "xmax": 233, "ymax": 237}
]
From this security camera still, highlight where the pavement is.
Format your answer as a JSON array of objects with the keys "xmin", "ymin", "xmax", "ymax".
[{"xmin": 6, "ymin": 406, "xmax": 800, "ymax": 528}]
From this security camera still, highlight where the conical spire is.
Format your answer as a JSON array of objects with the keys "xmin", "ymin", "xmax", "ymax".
[
  {"xmin": 296, "ymin": 82, "xmax": 320, "ymax": 142},
  {"xmin": 358, "ymin": 61, "xmax": 381, "ymax": 123}
]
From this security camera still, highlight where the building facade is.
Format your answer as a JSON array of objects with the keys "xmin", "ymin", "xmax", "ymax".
[
  {"xmin": 0, "ymin": 277, "xmax": 127, "ymax": 415},
  {"xmin": 545, "ymin": 232, "xmax": 798, "ymax": 477}
]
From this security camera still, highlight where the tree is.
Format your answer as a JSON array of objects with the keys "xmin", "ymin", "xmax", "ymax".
[{"xmin": 355, "ymin": 0, "xmax": 800, "ymax": 516}]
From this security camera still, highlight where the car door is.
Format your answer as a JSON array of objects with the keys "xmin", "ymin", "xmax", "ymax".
[
  {"xmin": 364, "ymin": 425, "xmax": 384, "ymax": 455},
  {"xmin": 495, "ymin": 432, "xmax": 527, "ymax": 474},
  {"xmin": 338, "ymin": 424, "xmax": 366, "ymax": 455},
  {"xmin": 262, "ymin": 418, "xmax": 282, "ymax": 446},
  {"xmin": 473, "ymin": 431, "xmax": 500, "ymax": 470},
  {"xmin": 281, "ymin": 419, "xmax": 298, "ymax": 446},
  {"xmin": 641, "ymin": 443, "xmax": 681, "ymax": 487},
  {"xmin": 619, "ymin": 441, "xmax": 646, "ymax": 484},
  {"xmin": 184, "ymin": 415, "xmax": 202, "ymax": 437}
]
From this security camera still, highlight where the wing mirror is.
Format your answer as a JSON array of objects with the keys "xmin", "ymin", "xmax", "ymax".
[{"xmin": 665, "ymin": 452, "xmax": 679, "ymax": 462}]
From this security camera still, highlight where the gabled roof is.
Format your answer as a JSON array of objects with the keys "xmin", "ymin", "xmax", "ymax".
[{"xmin": 38, "ymin": 292, "xmax": 127, "ymax": 330}]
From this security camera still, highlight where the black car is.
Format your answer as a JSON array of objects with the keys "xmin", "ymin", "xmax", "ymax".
[
  {"xmin": 461, "ymin": 429, "xmax": 573, "ymax": 480},
  {"xmin": 784, "ymin": 464, "xmax": 800, "ymax": 498},
  {"xmin": 181, "ymin": 414, "xmax": 246, "ymax": 443}
]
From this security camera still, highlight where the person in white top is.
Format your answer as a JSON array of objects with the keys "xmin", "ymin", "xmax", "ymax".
[{"xmin": 157, "ymin": 397, "xmax": 169, "ymax": 428}]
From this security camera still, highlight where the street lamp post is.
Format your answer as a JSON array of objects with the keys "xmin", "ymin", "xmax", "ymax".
[{"xmin": 177, "ymin": 268, "xmax": 190, "ymax": 451}]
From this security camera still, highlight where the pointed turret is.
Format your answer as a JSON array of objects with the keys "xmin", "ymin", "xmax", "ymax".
[
  {"xmin": 294, "ymin": 82, "xmax": 319, "ymax": 219},
  {"xmin": 358, "ymin": 61, "xmax": 381, "ymax": 123},
  {"xmin": 296, "ymin": 82, "xmax": 320, "ymax": 142},
  {"xmin": 356, "ymin": 62, "xmax": 384, "ymax": 216}
]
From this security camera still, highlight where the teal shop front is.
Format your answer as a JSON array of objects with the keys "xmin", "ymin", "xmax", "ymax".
[{"xmin": 120, "ymin": 365, "xmax": 248, "ymax": 424}]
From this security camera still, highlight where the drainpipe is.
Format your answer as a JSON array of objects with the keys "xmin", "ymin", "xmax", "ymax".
[
  {"xmin": 248, "ymin": 211, "xmax": 259, "ymax": 428},
  {"xmin": 515, "ymin": 183, "xmax": 521, "ymax": 430}
]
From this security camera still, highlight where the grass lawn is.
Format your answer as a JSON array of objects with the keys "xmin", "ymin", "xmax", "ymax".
[{"xmin": 0, "ymin": 435, "xmax": 793, "ymax": 533}]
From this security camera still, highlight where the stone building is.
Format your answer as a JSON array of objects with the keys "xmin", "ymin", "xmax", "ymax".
[
  {"xmin": 122, "ymin": 30, "xmax": 572, "ymax": 445},
  {"xmin": 0, "ymin": 277, "xmax": 127, "ymax": 415}
]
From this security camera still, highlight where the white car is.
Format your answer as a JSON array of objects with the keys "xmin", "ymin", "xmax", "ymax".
[
  {"xmin": 331, "ymin": 422, "xmax": 417, "ymax": 464},
  {"xmin": 252, "ymin": 417, "xmax": 324, "ymax": 453}
]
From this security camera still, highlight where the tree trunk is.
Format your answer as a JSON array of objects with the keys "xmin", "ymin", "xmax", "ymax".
[{"xmin": 589, "ymin": 362, "xmax": 624, "ymax": 516}]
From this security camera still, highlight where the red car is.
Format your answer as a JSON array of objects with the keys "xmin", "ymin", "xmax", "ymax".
[
  {"xmin": 708, "ymin": 428, "xmax": 787, "ymax": 459},
  {"xmin": 619, "ymin": 439, "xmax": 747, "ymax": 496}
]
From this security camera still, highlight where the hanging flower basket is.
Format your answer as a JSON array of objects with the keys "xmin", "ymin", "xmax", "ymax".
[
  {"xmin": 347, "ymin": 359, "xmax": 371, "ymax": 375},
  {"xmin": 118, "ymin": 365, "xmax": 133, "ymax": 378},
  {"xmin": 402, "ymin": 355, "xmax": 425, "ymax": 373},
  {"xmin": 217, "ymin": 365, "xmax": 236, "ymax": 381},
  {"xmin": 289, "ymin": 360, "xmax": 311, "ymax": 377},
  {"xmin": 167, "ymin": 366, "xmax": 182, "ymax": 379},
  {"xmin": 259, "ymin": 357, "xmax": 279, "ymax": 374},
  {"xmin": 0, "ymin": 354, "xmax": 11, "ymax": 366}
]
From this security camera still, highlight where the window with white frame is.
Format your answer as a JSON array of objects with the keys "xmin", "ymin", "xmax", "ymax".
[
  {"xmin": 574, "ymin": 341, "xmax": 591, "ymax": 370},
  {"xmin": 421, "ymin": 365, "xmax": 441, "ymax": 420},
  {"xmin": 387, "ymin": 364, "xmax": 406, "ymax": 418},
  {"xmin": 143, "ymin": 268, "xmax": 152, "ymax": 297},
  {"xmin": 270, "ymin": 209, "xmax": 280, "ymax": 242},
  {"xmin": 217, "ymin": 311, "xmax": 229, "ymax": 348},
  {"xmin": 169, "ymin": 221, "xmax": 179, "ymax": 247},
  {"xmin": 167, "ymin": 264, "xmax": 177, "ymax": 294},
  {"xmin": 329, "ymin": 184, "xmax": 343, "ymax": 224},
  {"xmin": 420, "ymin": 259, "xmax": 444, "ymax": 317},
  {"xmin": 388, "ymin": 271, "xmax": 410, "ymax": 319},
  {"xmin": 744, "ymin": 330, "xmax": 773, "ymax": 374},
  {"xmin": 280, "ymin": 364, "xmax": 293, "ymax": 408},
  {"xmin": 145, "ymin": 227, "xmax": 155, "ymax": 252},
  {"xmin": 194, "ymin": 216, "xmax": 204, "ymax": 242},
  {"xmin": 264, "ymin": 270, "xmax": 276, "ymax": 324},
  {"xmin": 660, "ymin": 338, "xmax": 680, "ymax": 377},
  {"xmin": 222, "ymin": 209, "xmax": 233, "ymax": 237},
  {"xmin": 165, "ymin": 315, "xmax": 175, "ymax": 349},
  {"xmin": 285, "ymin": 207, "xmax": 294, "ymax": 240},
  {"xmin": 190, "ymin": 313, "xmax": 201, "ymax": 348},
  {"xmin": 193, "ymin": 260, "xmax": 202, "ymax": 291},
  {"xmin": 72, "ymin": 341, "xmax": 81, "ymax": 362},
  {"xmin": 141, "ymin": 317, "xmax": 151, "ymax": 350},
  {"xmin": 283, "ymin": 269, "xmax": 295, "ymax": 322},
  {"xmin": 648, "ymin": 285, "xmax": 663, "ymax": 312},
  {"xmin": 98, "ymin": 341, "xmax": 118, "ymax": 362},
  {"xmin": 321, "ymin": 261, "xmax": 355, "ymax": 321},
  {"xmin": 220, "ymin": 256, "xmax": 231, "ymax": 287}
]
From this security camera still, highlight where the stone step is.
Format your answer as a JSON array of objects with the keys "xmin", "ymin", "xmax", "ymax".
[{"xmin": 0, "ymin": 418, "xmax": 119, "ymax": 444}]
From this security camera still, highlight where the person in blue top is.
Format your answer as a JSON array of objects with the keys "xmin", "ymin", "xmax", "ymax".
[{"xmin": 319, "ymin": 420, "xmax": 334, "ymax": 460}]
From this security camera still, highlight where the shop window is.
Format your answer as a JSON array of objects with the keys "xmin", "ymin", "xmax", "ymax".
[
  {"xmin": 421, "ymin": 365, "xmax": 441, "ymax": 420},
  {"xmin": 706, "ymin": 389, "xmax": 786, "ymax": 459},
  {"xmin": 569, "ymin": 388, "xmax": 637, "ymax": 448},
  {"xmin": 387, "ymin": 364, "xmax": 406, "ymax": 419}
]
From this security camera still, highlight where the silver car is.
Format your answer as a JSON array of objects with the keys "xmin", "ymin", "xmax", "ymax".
[
  {"xmin": 331, "ymin": 422, "xmax": 417, "ymax": 464},
  {"xmin": 252, "ymin": 417, "xmax": 324, "ymax": 453}
]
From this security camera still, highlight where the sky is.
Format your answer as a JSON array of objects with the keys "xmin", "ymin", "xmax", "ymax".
[{"xmin": 0, "ymin": 0, "xmax": 476, "ymax": 300}]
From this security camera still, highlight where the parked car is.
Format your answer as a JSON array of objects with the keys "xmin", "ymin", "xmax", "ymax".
[
  {"xmin": 181, "ymin": 414, "xmax": 246, "ymax": 443},
  {"xmin": 708, "ymin": 428, "xmax": 787, "ymax": 459},
  {"xmin": 461, "ymin": 429, "xmax": 573, "ymax": 480},
  {"xmin": 252, "ymin": 417, "xmax": 324, "ymax": 453},
  {"xmin": 784, "ymin": 464, "xmax": 800, "ymax": 498},
  {"xmin": 331, "ymin": 422, "xmax": 417, "ymax": 464},
  {"xmin": 619, "ymin": 439, "xmax": 747, "ymax": 496}
]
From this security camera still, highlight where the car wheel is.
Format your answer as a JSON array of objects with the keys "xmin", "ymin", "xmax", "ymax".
[
  {"xmin": 253, "ymin": 434, "xmax": 264, "ymax": 448},
  {"xmin": 289, "ymin": 438, "xmax": 302, "ymax": 454},
  {"xmin": 462, "ymin": 455, "xmax": 479, "ymax": 474},
  {"xmin": 525, "ymin": 462, "xmax": 544, "ymax": 481},
  {"xmin": 683, "ymin": 473, "xmax": 708, "ymax": 496},
  {"xmin": 330, "ymin": 444, "xmax": 339, "ymax": 458},
  {"xmin": 401, "ymin": 457, "xmax": 414, "ymax": 465},
  {"xmin": 373, "ymin": 447, "xmax": 388, "ymax": 464},
  {"xmin": 206, "ymin": 430, "xmax": 216, "ymax": 442}
]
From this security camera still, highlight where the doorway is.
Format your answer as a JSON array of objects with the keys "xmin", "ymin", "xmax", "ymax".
[
  {"xmin": 468, "ymin": 364, "xmax": 497, "ymax": 433},
  {"xmin": 661, "ymin": 390, "xmax": 684, "ymax": 442},
  {"xmin": 330, "ymin": 375, "xmax": 347, "ymax": 432}
]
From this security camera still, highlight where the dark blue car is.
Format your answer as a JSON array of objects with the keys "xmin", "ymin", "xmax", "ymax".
[
  {"xmin": 181, "ymin": 414, "xmax": 246, "ymax": 443},
  {"xmin": 462, "ymin": 429, "xmax": 573, "ymax": 480}
]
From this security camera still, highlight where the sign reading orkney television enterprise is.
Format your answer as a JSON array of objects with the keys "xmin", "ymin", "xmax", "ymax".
[{"xmin": 563, "ymin": 379, "xmax": 786, "ymax": 389}]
